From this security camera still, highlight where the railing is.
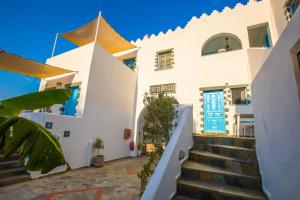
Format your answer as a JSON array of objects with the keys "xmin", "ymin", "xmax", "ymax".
[
  {"xmin": 233, "ymin": 113, "xmax": 255, "ymax": 138},
  {"xmin": 141, "ymin": 105, "xmax": 193, "ymax": 200}
]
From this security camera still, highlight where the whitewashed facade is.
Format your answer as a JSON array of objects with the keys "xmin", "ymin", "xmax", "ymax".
[{"xmin": 25, "ymin": 0, "xmax": 298, "ymax": 174}]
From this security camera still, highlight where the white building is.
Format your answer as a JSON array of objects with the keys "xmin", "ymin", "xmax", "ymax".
[{"xmin": 24, "ymin": 0, "xmax": 299, "ymax": 182}]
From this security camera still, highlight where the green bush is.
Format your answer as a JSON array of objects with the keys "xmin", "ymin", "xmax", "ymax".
[{"xmin": 138, "ymin": 92, "xmax": 178, "ymax": 196}]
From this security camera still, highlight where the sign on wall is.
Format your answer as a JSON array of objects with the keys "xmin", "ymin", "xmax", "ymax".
[
  {"xmin": 64, "ymin": 131, "xmax": 70, "ymax": 138},
  {"xmin": 150, "ymin": 83, "xmax": 176, "ymax": 94}
]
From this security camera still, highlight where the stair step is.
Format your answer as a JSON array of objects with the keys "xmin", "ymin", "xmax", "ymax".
[
  {"xmin": 194, "ymin": 144, "xmax": 257, "ymax": 163},
  {"xmin": 193, "ymin": 135, "xmax": 256, "ymax": 149},
  {"xmin": 0, "ymin": 153, "xmax": 19, "ymax": 161},
  {"xmin": 177, "ymin": 179, "xmax": 266, "ymax": 200},
  {"xmin": 182, "ymin": 161, "xmax": 261, "ymax": 190},
  {"xmin": 0, "ymin": 174, "xmax": 31, "ymax": 187},
  {"xmin": 189, "ymin": 150, "xmax": 259, "ymax": 176},
  {"xmin": 174, "ymin": 195, "xmax": 197, "ymax": 200},
  {"xmin": 0, "ymin": 167, "xmax": 27, "ymax": 178},
  {"xmin": 0, "ymin": 160, "xmax": 24, "ymax": 170}
]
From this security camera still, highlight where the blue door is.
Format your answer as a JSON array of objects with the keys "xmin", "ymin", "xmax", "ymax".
[
  {"xmin": 64, "ymin": 86, "xmax": 79, "ymax": 116},
  {"xmin": 203, "ymin": 90, "xmax": 225, "ymax": 133}
]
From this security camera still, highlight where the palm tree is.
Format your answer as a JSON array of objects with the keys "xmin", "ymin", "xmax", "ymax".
[{"xmin": 0, "ymin": 89, "xmax": 71, "ymax": 174}]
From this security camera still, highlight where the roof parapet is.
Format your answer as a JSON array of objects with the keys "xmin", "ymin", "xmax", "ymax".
[{"xmin": 134, "ymin": 0, "xmax": 264, "ymax": 45}]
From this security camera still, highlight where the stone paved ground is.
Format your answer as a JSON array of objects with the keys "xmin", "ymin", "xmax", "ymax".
[{"xmin": 0, "ymin": 156, "xmax": 148, "ymax": 200}]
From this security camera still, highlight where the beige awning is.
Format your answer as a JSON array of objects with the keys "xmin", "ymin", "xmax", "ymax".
[
  {"xmin": 60, "ymin": 16, "xmax": 136, "ymax": 54},
  {"xmin": 0, "ymin": 50, "xmax": 73, "ymax": 79}
]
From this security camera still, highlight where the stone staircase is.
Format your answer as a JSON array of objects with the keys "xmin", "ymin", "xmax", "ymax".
[
  {"xmin": 175, "ymin": 135, "xmax": 267, "ymax": 200},
  {"xmin": 0, "ymin": 152, "xmax": 31, "ymax": 187}
]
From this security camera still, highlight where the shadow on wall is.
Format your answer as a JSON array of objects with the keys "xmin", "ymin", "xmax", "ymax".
[{"xmin": 249, "ymin": 9, "xmax": 300, "ymax": 200}]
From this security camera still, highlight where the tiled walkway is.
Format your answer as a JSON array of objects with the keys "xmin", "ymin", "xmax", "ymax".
[{"xmin": 0, "ymin": 156, "xmax": 148, "ymax": 200}]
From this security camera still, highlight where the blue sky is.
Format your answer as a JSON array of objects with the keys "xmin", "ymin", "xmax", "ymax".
[{"xmin": 0, "ymin": 0, "xmax": 248, "ymax": 100}]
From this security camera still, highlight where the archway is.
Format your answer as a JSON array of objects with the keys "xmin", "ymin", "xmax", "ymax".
[{"xmin": 202, "ymin": 33, "xmax": 243, "ymax": 56}]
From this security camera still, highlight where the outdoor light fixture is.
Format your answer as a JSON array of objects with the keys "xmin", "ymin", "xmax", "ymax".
[
  {"xmin": 225, "ymin": 37, "xmax": 230, "ymax": 51},
  {"xmin": 56, "ymin": 82, "xmax": 62, "ymax": 88}
]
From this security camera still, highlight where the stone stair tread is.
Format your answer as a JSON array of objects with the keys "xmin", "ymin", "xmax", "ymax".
[
  {"xmin": 174, "ymin": 195, "xmax": 197, "ymax": 200},
  {"xmin": 190, "ymin": 150, "xmax": 256, "ymax": 164},
  {"xmin": 207, "ymin": 144, "xmax": 255, "ymax": 151},
  {"xmin": 182, "ymin": 160, "xmax": 259, "ymax": 179},
  {"xmin": 0, "ymin": 167, "xmax": 26, "ymax": 174},
  {"xmin": 194, "ymin": 135, "xmax": 256, "ymax": 140},
  {"xmin": 0, "ymin": 160, "xmax": 21, "ymax": 166},
  {"xmin": 178, "ymin": 179, "xmax": 266, "ymax": 200},
  {"xmin": 0, "ymin": 153, "xmax": 19, "ymax": 161},
  {"xmin": 0, "ymin": 174, "xmax": 31, "ymax": 187}
]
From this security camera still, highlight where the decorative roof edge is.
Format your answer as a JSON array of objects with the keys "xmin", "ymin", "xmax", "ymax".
[{"xmin": 132, "ymin": 0, "xmax": 262, "ymax": 45}]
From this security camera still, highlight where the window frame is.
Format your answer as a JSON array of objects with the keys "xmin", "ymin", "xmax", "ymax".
[
  {"xmin": 247, "ymin": 23, "xmax": 273, "ymax": 48},
  {"xmin": 231, "ymin": 87, "xmax": 249, "ymax": 105},
  {"xmin": 155, "ymin": 48, "xmax": 174, "ymax": 71}
]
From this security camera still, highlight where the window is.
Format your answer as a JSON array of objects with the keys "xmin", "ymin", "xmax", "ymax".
[
  {"xmin": 155, "ymin": 49, "xmax": 174, "ymax": 70},
  {"xmin": 202, "ymin": 33, "xmax": 242, "ymax": 56},
  {"xmin": 123, "ymin": 57, "xmax": 136, "ymax": 70},
  {"xmin": 248, "ymin": 23, "xmax": 272, "ymax": 48},
  {"xmin": 231, "ymin": 88, "xmax": 248, "ymax": 105},
  {"xmin": 284, "ymin": 0, "xmax": 300, "ymax": 21}
]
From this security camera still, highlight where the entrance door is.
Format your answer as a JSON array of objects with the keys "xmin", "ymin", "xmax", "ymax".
[
  {"xmin": 203, "ymin": 90, "xmax": 225, "ymax": 133},
  {"xmin": 64, "ymin": 86, "xmax": 79, "ymax": 116}
]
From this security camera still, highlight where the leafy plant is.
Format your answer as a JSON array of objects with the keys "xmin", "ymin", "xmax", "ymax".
[
  {"xmin": 138, "ymin": 92, "xmax": 178, "ymax": 196},
  {"xmin": 138, "ymin": 143, "xmax": 145, "ymax": 150},
  {"xmin": 0, "ymin": 89, "xmax": 71, "ymax": 174},
  {"xmin": 93, "ymin": 137, "xmax": 104, "ymax": 157}
]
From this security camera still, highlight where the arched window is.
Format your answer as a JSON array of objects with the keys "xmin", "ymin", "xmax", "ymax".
[{"xmin": 202, "ymin": 33, "xmax": 242, "ymax": 56}]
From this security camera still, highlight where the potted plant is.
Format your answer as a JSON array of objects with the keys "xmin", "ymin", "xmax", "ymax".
[
  {"xmin": 93, "ymin": 138, "xmax": 104, "ymax": 167},
  {"xmin": 137, "ymin": 144, "xmax": 144, "ymax": 157}
]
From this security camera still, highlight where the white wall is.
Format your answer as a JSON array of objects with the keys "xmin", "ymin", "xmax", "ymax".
[
  {"xmin": 46, "ymin": 43, "xmax": 95, "ymax": 117},
  {"xmin": 82, "ymin": 44, "xmax": 137, "ymax": 161},
  {"xmin": 251, "ymin": 9, "xmax": 300, "ymax": 200},
  {"xmin": 247, "ymin": 48, "xmax": 272, "ymax": 81},
  {"xmin": 28, "ymin": 43, "xmax": 137, "ymax": 169},
  {"xmin": 133, "ymin": 0, "xmax": 274, "ymax": 136},
  {"xmin": 269, "ymin": 0, "xmax": 288, "ymax": 40}
]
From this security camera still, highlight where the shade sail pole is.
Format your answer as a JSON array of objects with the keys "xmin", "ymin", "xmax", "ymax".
[
  {"xmin": 94, "ymin": 11, "xmax": 102, "ymax": 43},
  {"xmin": 51, "ymin": 33, "xmax": 59, "ymax": 57}
]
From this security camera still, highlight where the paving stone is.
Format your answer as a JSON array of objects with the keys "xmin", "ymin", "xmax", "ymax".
[{"xmin": 0, "ymin": 156, "xmax": 148, "ymax": 200}]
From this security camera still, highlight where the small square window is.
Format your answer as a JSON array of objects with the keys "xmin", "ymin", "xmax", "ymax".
[
  {"xmin": 231, "ymin": 88, "xmax": 248, "ymax": 105},
  {"xmin": 64, "ymin": 131, "xmax": 70, "ymax": 138},
  {"xmin": 45, "ymin": 122, "xmax": 53, "ymax": 129},
  {"xmin": 248, "ymin": 23, "xmax": 272, "ymax": 48},
  {"xmin": 156, "ymin": 50, "xmax": 173, "ymax": 70},
  {"xmin": 123, "ymin": 57, "xmax": 136, "ymax": 70}
]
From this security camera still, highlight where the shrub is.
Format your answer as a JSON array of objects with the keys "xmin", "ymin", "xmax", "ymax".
[{"xmin": 138, "ymin": 92, "xmax": 178, "ymax": 196}]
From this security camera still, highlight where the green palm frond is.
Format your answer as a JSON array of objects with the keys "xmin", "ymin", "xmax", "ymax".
[
  {"xmin": 1, "ymin": 117, "xmax": 66, "ymax": 174},
  {"xmin": 0, "ymin": 89, "xmax": 72, "ymax": 116},
  {"xmin": 0, "ymin": 89, "xmax": 72, "ymax": 174}
]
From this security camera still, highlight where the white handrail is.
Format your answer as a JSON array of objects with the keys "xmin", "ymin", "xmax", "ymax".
[{"xmin": 141, "ymin": 105, "xmax": 193, "ymax": 200}]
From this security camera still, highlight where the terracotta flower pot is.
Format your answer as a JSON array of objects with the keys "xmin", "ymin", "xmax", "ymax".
[{"xmin": 93, "ymin": 155, "xmax": 104, "ymax": 167}]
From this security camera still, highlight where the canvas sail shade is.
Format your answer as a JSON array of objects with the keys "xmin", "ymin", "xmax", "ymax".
[
  {"xmin": 60, "ymin": 16, "xmax": 136, "ymax": 54},
  {"xmin": 0, "ymin": 50, "xmax": 73, "ymax": 79}
]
